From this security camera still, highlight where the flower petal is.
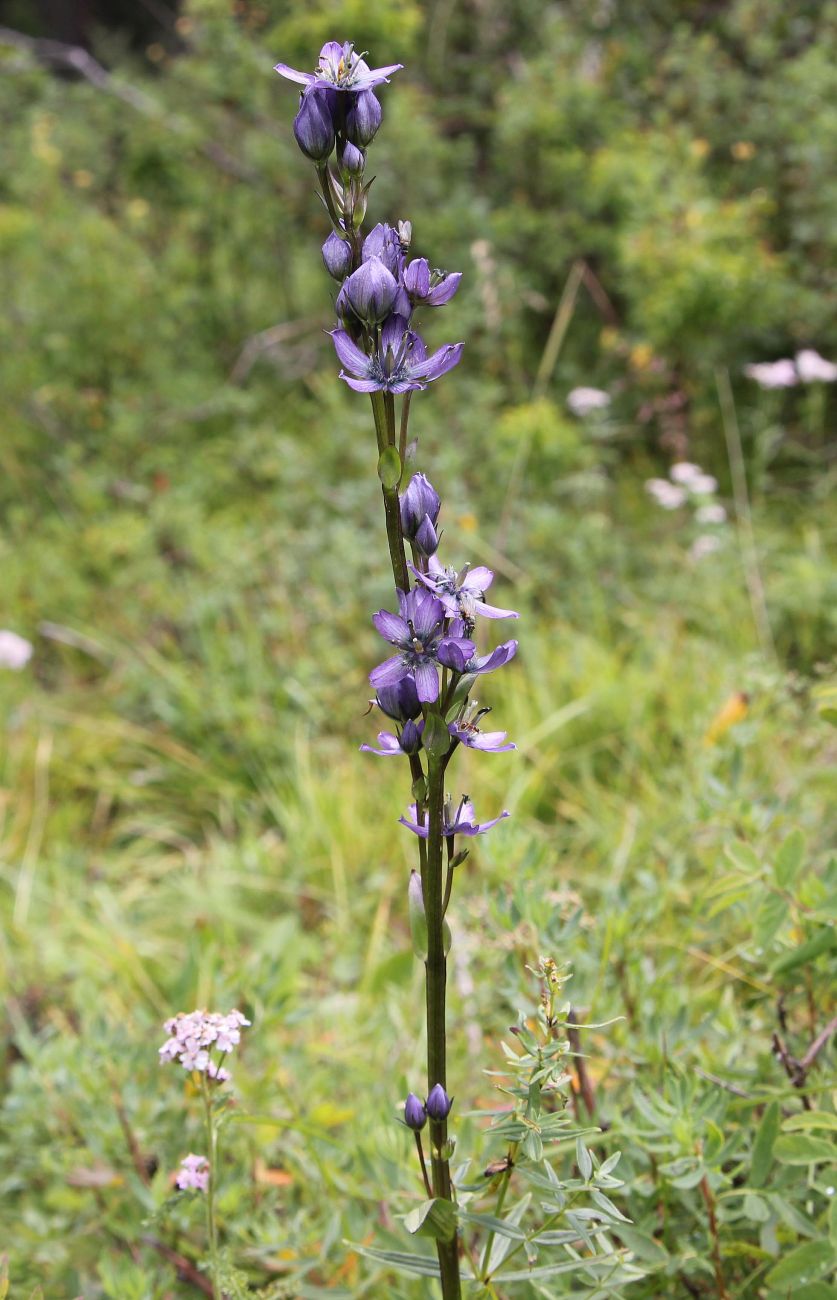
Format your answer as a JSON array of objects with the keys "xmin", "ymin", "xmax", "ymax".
[
  {"xmin": 425, "ymin": 272, "xmax": 462, "ymax": 306},
  {"xmin": 369, "ymin": 655, "xmax": 407, "ymax": 688},
  {"xmin": 274, "ymin": 63, "xmax": 316, "ymax": 85},
  {"xmin": 413, "ymin": 660, "xmax": 439, "ymax": 703},
  {"xmin": 411, "ymin": 342, "xmax": 464, "ymax": 383},
  {"xmin": 330, "ymin": 328, "xmax": 371, "ymax": 375},
  {"xmin": 340, "ymin": 374, "xmax": 383, "ymax": 392},
  {"xmin": 461, "ymin": 566, "xmax": 494, "ymax": 592},
  {"xmin": 472, "ymin": 599, "xmax": 519, "ymax": 620},
  {"xmin": 373, "ymin": 610, "xmax": 410, "ymax": 643},
  {"xmin": 360, "ymin": 732, "xmax": 402, "ymax": 756}
]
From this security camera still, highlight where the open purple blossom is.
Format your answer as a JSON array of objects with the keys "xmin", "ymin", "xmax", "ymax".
[
  {"xmin": 460, "ymin": 636, "xmax": 519, "ymax": 678},
  {"xmin": 403, "ymin": 258, "xmax": 462, "ymax": 307},
  {"xmin": 412, "ymin": 556, "xmax": 518, "ymax": 623},
  {"xmin": 370, "ymin": 588, "xmax": 474, "ymax": 704},
  {"xmin": 361, "ymin": 718, "xmax": 423, "ymax": 757},
  {"xmin": 275, "ymin": 41, "xmax": 403, "ymax": 93},
  {"xmin": 449, "ymin": 704, "xmax": 515, "ymax": 752},
  {"xmin": 400, "ymin": 796, "xmax": 510, "ymax": 839},
  {"xmin": 330, "ymin": 315, "xmax": 463, "ymax": 395},
  {"xmin": 176, "ymin": 1153, "xmax": 210, "ymax": 1193}
]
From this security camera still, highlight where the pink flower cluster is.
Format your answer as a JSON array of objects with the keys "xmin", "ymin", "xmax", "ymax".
[
  {"xmin": 159, "ymin": 1008, "xmax": 250, "ymax": 1080},
  {"xmin": 176, "ymin": 1153, "xmax": 210, "ymax": 1192}
]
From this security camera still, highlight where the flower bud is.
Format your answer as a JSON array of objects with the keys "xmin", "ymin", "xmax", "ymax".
[
  {"xmin": 293, "ymin": 87, "xmax": 336, "ymax": 162},
  {"xmin": 376, "ymin": 676, "xmax": 421, "ymax": 721},
  {"xmin": 404, "ymin": 257, "xmax": 431, "ymax": 300},
  {"xmin": 404, "ymin": 1092, "xmax": 427, "ymax": 1131},
  {"xmin": 345, "ymin": 90, "xmax": 382, "ymax": 146},
  {"xmin": 362, "ymin": 223, "xmax": 401, "ymax": 276},
  {"xmin": 400, "ymin": 718, "xmax": 422, "ymax": 754},
  {"xmin": 426, "ymin": 1083, "xmax": 453, "ymax": 1121},
  {"xmin": 415, "ymin": 514, "xmax": 439, "ymax": 557},
  {"xmin": 322, "ymin": 231, "xmax": 352, "ymax": 281},
  {"xmin": 400, "ymin": 473, "xmax": 441, "ymax": 540},
  {"xmin": 341, "ymin": 141, "xmax": 365, "ymax": 177},
  {"xmin": 343, "ymin": 257, "xmax": 398, "ymax": 325}
]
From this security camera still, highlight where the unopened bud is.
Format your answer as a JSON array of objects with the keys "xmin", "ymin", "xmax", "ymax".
[
  {"xmin": 426, "ymin": 1083, "xmax": 453, "ymax": 1121},
  {"xmin": 404, "ymin": 1092, "xmax": 427, "ymax": 1131}
]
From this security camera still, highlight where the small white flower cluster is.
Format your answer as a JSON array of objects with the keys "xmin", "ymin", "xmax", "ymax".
[
  {"xmin": 0, "ymin": 630, "xmax": 33, "ymax": 671},
  {"xmin": 566, "ymin": 386, "xmax": 611, "ymax": 417},
  {"xmin": 645, "ymin": 461, "xmax": 727, "ymax": 561},
  {"xmin": 159, "ymin": 1008, "xmax": 250, "ymax": 1080},
  {"xmin": 176, "ymin": 1153, "xmax": 209, "ymax": 1192},
  {"xmin": 745, "ymin": 349, "xmax": 837, "ymax": 390}
]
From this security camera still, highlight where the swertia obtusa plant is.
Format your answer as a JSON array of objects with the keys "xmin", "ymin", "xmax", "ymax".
[{"xmin": 276, "ymin": 41, "xmax": 640, "ymax": 1297}]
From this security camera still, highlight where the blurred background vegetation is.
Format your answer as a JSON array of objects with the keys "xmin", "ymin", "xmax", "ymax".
[{"xmin": 0, "ymin": 0, "xmax": 835, "ymax": 1296}]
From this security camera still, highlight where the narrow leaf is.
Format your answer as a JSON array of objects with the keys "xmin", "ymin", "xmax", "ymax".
[{"xmin": 750, "ymin": 1100, "xmax": 779, "ymax": 1187}]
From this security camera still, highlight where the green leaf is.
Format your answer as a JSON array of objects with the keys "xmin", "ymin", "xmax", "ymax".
[
  {"xmin": 751, "ymin": 1100, "xmax": 780, "ymax": 1187},
  {"xmin": 377, "ymin": 446, "xmax": 402, "ymax": 489},
  {"xmin": 772, "ymin": 927, "xmax": 836, "ymax": 975},
  {"xmin": 422, "ymin": 712, "xmax": 450, "ymax": 758},
  {"xmin": 830, "ymin": 1194, "xmax": 837, "ymax": 1253},
  {"xmin": 764, "ymin": 1239, "xmax": 836, "ymax": 1288},
  {"xmin": 494, "ymin": 1254, "xmax": 614, "ymax": 1282},
  {"xmin": 742, "ymin": 1192, "xmax": 770, "ymax": 1222},
  {"xmin": 754, "ymin": 892, "xmax": 788, "ymax": 948},
  {"xmin": 576, "ymin": 1137, "xmax": 593, "ymax": 1181},
  {"xmin": 776, "ymin": 828, "xmax": 806, "ymax": 887},
  {"xmin": 783, "ymin": 1111, "xmax": 837, "ymax": 1133},
  {"xmin": 348, "ymin": 1244, "xmax": 440, "ymax": 1278},
  {"xmin": 615, "ymin": 1227, "xmax": 669, "ymax": 1265},
  {"xmin": 774, "ymin": 1133, "xmax": 837, "ymax": 1165},
  {"xmin": 0, "ymin": 1255, "xmax": 8, "ymax": 1300},
  {"xmin": 404, "ymin": 1197, "xmax": 457, "ymax": 1243},
  {"xmin": 408, "ymin": 870, "xmax": 428, "ymax": 960},
  {"xmin": 458, "ymin": 1211, "xmax": 526, "ymax": 1241}
]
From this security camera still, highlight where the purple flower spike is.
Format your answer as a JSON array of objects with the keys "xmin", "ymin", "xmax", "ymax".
[
  {"xmin": 370, "ymin": 587, "xmax": 474, "ymax": 705},
  {"xmin": 426, "ymin": 1084, "xmax": 453, "ymax": 1121},
  {"xmin": 404, "ymin": 257, "xmax": 462, "ymax": 308},
  {"xmin": 343, "ymin": 258, "xmax": 398, "ymax": 325},
  {"xmin": 330, "ymin": 317, "xmax": 463, "ymax": 395},
  {"xmin": 292, "ymin": 87, "xmax": 337, "ymax": 162},
  {"xmin": 412, "ymin": 556, "xmax": 519, "ymax": 623},
  {"xmin": 275, "ymin": 41, "xmax": 403, "ymax": 94},
  {"xmin": 345, "ymin": 90, "xmax": 382, "ymax": 146},
  {"xmin": 400, "ymin": 796, "xmax": 510, "ymax": 839},
  {"xmin": 404, "ymin": 1093, "xmax": 427, "ymax": 1131}
]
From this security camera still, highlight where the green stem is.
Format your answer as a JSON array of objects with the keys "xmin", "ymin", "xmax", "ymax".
[
  {"xmin": 370, "ymin": 392, "xmax": 411, "ymax": 593},
  {"xmin": 479, "ymin": 1143, "xmax": 517, "ymax": 1280},
  {"xmin": 399, "ymin": 391, "xmax": 412, "ymax": 462},
  {"xmin": 426, "ymin": 758, "xmax": 462, "ymax": 1298},
  {"xmin": 201, "ymin": 1079, "xmax": 221, "ymax": 1300}
]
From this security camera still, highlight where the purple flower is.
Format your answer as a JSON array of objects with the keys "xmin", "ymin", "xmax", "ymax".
[
  {"xmin": 403, "ymin": 258, "xmax": 462, "ymax": 307},
  {"xmin": 404, "ymin": 1092, "xmax": 427, "ymax": 1131},
  {"xmin": 426, "ymin": 1084, "xmax": 453, "ymax": 1121},
  {"xmin": 449, "ymin": 705, "xmax": 515, "ymax": 752},
  {"xmin": 340, "ymin": 140, "xmax": 365, "ymax": 176},
  {"xmin": 412, "ymin": 556, "xmax": 518, "ymax": 623},
  {"xmin": 360, "ymin": 718, "xmax": 423, "ymax": 757},
  {"xmin": 375, "ymin": 676, "xmax": 421, "ymax": 721},
  {"xmin": 400, "ymin": 473, "xmax": 441, "ymax": 537},
  {"xmin": 275, "ymin": 41, "xmax": 403, "ymax": 93},
  {"xmin": 345, "ymin": 90, "xmax": 382, "ymax": 146},
  {"xmin": 369, "ymin": 587, "xmax": 474, "ymax": 704},
  {"xmin": 362, "ymin": 222, "xmax": 403, "ymax": 277},
  {"xmin": 292, "ymin": 87, "xmax": 337, "ymax": 162},
  {"xmin": 322, "ymin": 231, "xmax": 352, "ymax": 281},
  {"xmin": 331, "ymin": 316, "xmax": 463, "ymax": 395},
  {"xmin": 343, "ymin": 258, "xmax": 398, "ymax": 325},
  {"xmin": 461, "ymin": 637, "xmax": 519, "ymax": 678},
  {"xmin": 176, "ymin": 1153, "xmax": 209, "ymax": 1193},
  {"xmin": 399, "ymin": 796, "xmax": 510, "ymax": 839}
]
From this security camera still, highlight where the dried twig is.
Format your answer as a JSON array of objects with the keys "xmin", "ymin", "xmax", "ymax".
[
  {"xmin": 140, "ymin": 1236, "xmax": 214, "ymax": 1296},
  {"xmin": 567, "ymin": 1008, "xmax": 597, "ymax": 1119}
]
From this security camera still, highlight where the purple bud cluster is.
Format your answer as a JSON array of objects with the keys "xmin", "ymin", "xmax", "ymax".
[{"xmin": 404, "ymin": 1084, "xmax": 453, "ymax": 1130}]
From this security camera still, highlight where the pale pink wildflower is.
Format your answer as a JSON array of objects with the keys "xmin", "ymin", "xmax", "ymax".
[
  {"xmin": 0, "ymin": 630, "xmax": 33, "ymax": 671},
  {"xmin": 176, "ymin": 1153, "xmax": 209, "ymax": 1192},
  {"xmin": 795, "ymin": 349, "xmax": 837, "ymax": 383},
  {"xmin": 159, "ymin": 1009, "xmax": 250, "ymax": 1079}
]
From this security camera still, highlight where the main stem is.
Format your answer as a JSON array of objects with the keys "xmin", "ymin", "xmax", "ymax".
[
  {"xmin": 202, "ymin": 1080, "xmax": 222, "ymax": 1300},
  {"xmin": 369, "ymin": 391, "xmax": 461, "ymax": 1297}
]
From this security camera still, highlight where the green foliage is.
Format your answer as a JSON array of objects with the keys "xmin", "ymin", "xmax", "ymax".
[{"xmin": 0, "ymin": 0, "xmax": 835, "ymax": 1295}]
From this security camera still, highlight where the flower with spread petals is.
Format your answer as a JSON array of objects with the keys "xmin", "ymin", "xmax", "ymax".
[
  {"xmin": 796, "ymin": 349, "xmax": 837, "ymax": 383},
  {"xmin": 275, "ymin": 40, "xmax": 403, "ymax": 93},
  {"xmin": 426, "ymin": 1084, "xmax": 453, "ymax": 1121},
  {"xmin": 360, "ymin": 718, "xmax": 423, "ymax": 757},
  {"xmin": 404, "ymin": 1093, "xmax": 428, "ymax": 1131},
  {"xmin": 412, "ymin": 556, "xmax": 518, "ymax": 623},
  {"xmin": 743, "ymin": 359, "xmax": 797, "ymax": 389},
  {"xmin": 176, "ymin": 1153, "xmax": 209, "ymax": 1193},
  {"xmin": 400, "ymin": 796, "xmax": 509, "ymax": 839},
  {"xmin": 369, "ymin": 588, "xmax": 474, "ymax": 704},
  {"xmin": 403, "ymin": 258, "xmax": 462, "ymax": 307},
  {"xmin": 292, "ymin": 87, "xmax": 337, "ymax": 162},
  {"xmin": 449, "ymin": 704, "xmax": 515, "ymax": 752},
  {"xmin": 0, "ymin": 630, "xmax": 33, "ymax": 671},
  {"xmin": 331, "ymin": 315, "xmax": 463, "ymax": 395},
  {"xmin": 458, "ymin": 637, "xmax": 518, "ymax": 679}
]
